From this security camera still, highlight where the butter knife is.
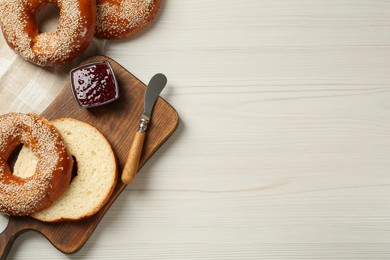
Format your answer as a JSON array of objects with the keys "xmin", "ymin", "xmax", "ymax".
[{"xmin": 121, "ymin": 73, "xmax": 167, "ymax": 184}]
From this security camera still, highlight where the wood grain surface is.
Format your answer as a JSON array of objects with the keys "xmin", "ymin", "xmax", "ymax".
[
  {"xmin": 0, "ymin": 56, "xmax": 179, "ymax": 259},
  {"xmin": 1, "ymin": 0, "xmax": 390, "ymax": 259}
]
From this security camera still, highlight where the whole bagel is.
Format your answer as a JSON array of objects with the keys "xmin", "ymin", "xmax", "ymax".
[{"xmin": 0, "ymin": 0, "xmax": 97, "ymax": 66}]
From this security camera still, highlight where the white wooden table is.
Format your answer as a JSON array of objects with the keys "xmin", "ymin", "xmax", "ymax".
[{"xmin": 1, "ymin": 0, "xmax": 390, "ymax": 259}]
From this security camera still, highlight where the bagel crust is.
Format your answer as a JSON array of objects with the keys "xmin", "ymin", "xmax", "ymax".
[
  {"xmin": 95, "ymin": 0, "xmax": 161, "ymax": 39},
  {"xmin": 0, "ymin": 0, "xmax": 97, "ymax": 66},
  {"xmin": 0, "ymin": 113, "xmax": 73, "ymax": 216}
]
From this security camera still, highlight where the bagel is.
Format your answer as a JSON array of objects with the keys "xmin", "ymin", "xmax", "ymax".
[
  {"xmin": 95, "ymin": 0, "xmax": 161, "ymax": 39},
  {"xmin": 14, "ymin": 118, "xmax": 117, "ymax": 222},
  {"xmin": 0, "ymin": 0, "xmax": 97, "ymax": 66},
  {"xmin": 0, "ymin": 113, "xmax": 73, "ymax": 216}
]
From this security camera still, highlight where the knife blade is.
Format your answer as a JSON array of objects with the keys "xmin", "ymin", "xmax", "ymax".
[
  {"xmin": 143, "ymin": 73, "xmax": 167, "ymax": 121},
  {"xmin": 121, "ymin": 73, "xmax": 167, "ymax": 184}
]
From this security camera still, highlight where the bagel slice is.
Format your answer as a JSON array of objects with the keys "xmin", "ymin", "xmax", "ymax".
[{"xmin": 13, "ymin": 118, "xmax": 117, "ymax": 222}]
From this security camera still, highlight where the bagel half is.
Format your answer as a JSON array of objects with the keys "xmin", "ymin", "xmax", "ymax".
[{"xmin": 13, "ymin": 118, "xmax": 117, "ymax": 222}]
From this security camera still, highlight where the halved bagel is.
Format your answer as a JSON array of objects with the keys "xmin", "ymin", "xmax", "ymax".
[{"xmin": 14, "ymin": 118, "xmax": 117, "ymax": 222}]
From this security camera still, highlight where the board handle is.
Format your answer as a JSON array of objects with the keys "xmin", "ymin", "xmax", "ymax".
[
  {"xmin": 0, "ymin": 219, "xmax": 26, "ymax": 260},
  {"xmin": 121, "ymin": 131, "xmax": 145, "ymax": 184}
]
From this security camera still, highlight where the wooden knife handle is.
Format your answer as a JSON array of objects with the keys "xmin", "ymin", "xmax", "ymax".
[{"xmin": 122, "ymin": 131, "xmax": 145, "ymax": 184}]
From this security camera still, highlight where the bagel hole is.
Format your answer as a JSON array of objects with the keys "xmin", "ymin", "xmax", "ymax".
[
  {"xmin": 12, "ymin": 147, "xmax": 78, "ymax": 182},
  {"xmin": 7, "ymin": 144, "xmax": 24, "ymax": 173},
  {"xmin": 11, "ymin": 145, "xmax": 38, "ymax": 179},
  {"xmin": 71, "ymin": 155, "xmax": 78, "ymax": 182},
  {"xmin": 36, "ymin": 3, "xmax": 60, "ymax": 33}
]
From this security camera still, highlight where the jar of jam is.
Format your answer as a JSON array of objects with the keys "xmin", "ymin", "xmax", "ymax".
[{"xmin": 70, "ymin": 61, "xmax": 119, "ymax": 108}]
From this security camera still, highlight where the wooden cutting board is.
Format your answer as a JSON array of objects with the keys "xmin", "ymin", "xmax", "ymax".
[{"xmin": 0, "ymin": 55, "xmax": 179, "ymax": 259}]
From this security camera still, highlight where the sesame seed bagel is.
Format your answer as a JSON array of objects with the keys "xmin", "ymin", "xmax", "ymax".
[
  {"xmin": 0, "ymin": 0, "xmax": 97, "ymax": 66},
  {"xmin": 0, "ymin": 113, "xmax": 73, "ymax": 216},
  {"xmin": 14, "ymin": 118, "xmax": 117, "ymax": 222},
  {"xmin": 95, "ymin": 0, "xmax": 161, "ymax": 39}
]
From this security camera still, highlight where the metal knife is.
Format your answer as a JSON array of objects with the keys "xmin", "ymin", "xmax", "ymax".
[{"xmin": 121, "ymin": 73, "xmax": 167, "ymax": 184}]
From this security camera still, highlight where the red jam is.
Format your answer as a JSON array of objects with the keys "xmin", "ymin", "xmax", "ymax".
[{"xmin": 70, "ymin": 61, "xmax": 119, "ymax": 108}]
